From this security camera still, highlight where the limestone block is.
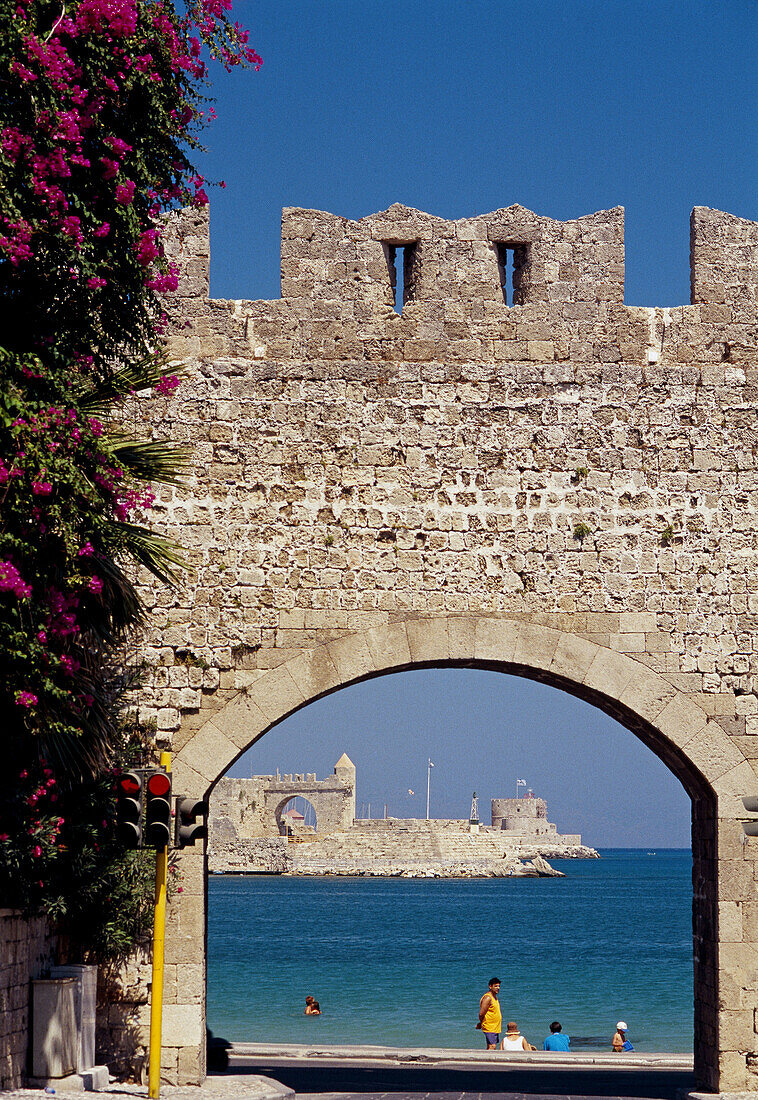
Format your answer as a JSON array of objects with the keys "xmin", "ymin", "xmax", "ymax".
[
  {"xmin": 719, "ymin": 1008, "xmax": 757, "ymax": 1050},
  {"xmin": 176, "ymin": 720, "xmax": 238, "ymax": 784},
  {"xmin": 473, "ymin": 617, "xmax": 520, "ymax": 665},
  {"xmin": 715, "ymin": 761, "xmax": 758, "ymax": 817},
  {"xmin": 720, "ymin": 900, "xmax": 744, "ymax": 943},
  {"xmin": 364, "ymin": 621, "xmax": 412, "ymax": 671},
  {"xmin": 286, "ymin": 645, "xmax": 343, "ymax": 701},
  {"xmin": 618, "ymin": 672, "xmax": 677, "ymax": 725},
  {"xmin": 244, "ymin": 663, "xmax": 307, "ymax": 724},
  {"xmin": 687, "ymin": 726, "xmax": 748, "ymax": 785},
  {"xmin": 582, "ymin": 647, "xmax": 637, "ymax": 700},
  {"xmin": 447, "ymin": 616, "xmax": 478, "ymax": 660},
  {"xmin": 651, "ymin": 692, "xmax": 709, "ymax": 748},
  {"xmin": 511, "ymin": 621, "xmax": 561, "ymax": 670},
  {"xmin": 162, "ymin": 1005, "xmax": 203, "ymax": 1047},
  {"xmin": 325, "ymin": 632, "xmax": 377, "ymax": 684},
  {"xmin": 549, "ymin": 631, "xmax": 598, "ymax": 685},
  {"xmin": 205, "ymin": 692, "xmax": 269, "ymax": 751},
  {"xmin": 170, "ymin": 758, "xmax": 208, "ymax": 800},
  {"xmin": 406, "ymin": 616, "xmax": 450, "ymax": 663}
]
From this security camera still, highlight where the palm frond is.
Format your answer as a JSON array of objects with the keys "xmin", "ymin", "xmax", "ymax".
[
  {"xmin": 73, "ymin": 354, "xmax": 183, "ymax": 414},
  {"xmin": 110, "ymin": 437, "xmax": 192, "ymax": 485},
  {"xmin": 109, "ymin": 521, "xmax": 186, "ymax": 586}
]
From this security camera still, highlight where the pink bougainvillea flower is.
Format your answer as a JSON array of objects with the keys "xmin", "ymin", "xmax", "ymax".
[
  {"xmin": 155, "ymin": 374, "xmax": 180, "ymax": 395},
  {"xmin": 88, "ymin": 575, "xmax": 103, "ymax": 594},
  {"xmin": 16, "ymin": 691, "xmax": 38, "ymax": 707},
  {"xmin": 115, "ymin": 179, "xmax": 135, "ymax": 204},
  {"xmin": 32, "ymin": 480, "xmax": 53, "ymax": 495},
  {"xmin": 0, "ymin": 560, "xmax": 32, "ymax": 597}
]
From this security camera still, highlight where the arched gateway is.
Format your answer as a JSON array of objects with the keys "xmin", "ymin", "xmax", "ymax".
[{"xmin": 134, "ymin": 202, "xmax": 758, "ymax": 1092}]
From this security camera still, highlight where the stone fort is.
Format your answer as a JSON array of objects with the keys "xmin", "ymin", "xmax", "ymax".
[
  {"xmin": 206, "ymin": 754, "xmax": 588, "ymax": 874},
  {"xmin": 126, "ymin": 201, "xmax": 758, "ymax": 1093}
]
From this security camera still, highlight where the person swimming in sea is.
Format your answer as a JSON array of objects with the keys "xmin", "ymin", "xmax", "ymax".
[{"xmin": 304, "ymin": 996, "xmax": 321, "ymax": 1015}]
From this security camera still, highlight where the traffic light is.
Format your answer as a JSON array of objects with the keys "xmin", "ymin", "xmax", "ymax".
[
  {"xmin": 116, "ymin": 771, "xmax": 143, "ymax": 848},
  {"xmin": 175, "ymin": 797, "xmax": 207, "ymax": 848},
  {"xmin": 144, "ymin": 769, "xmax": 172, "ymax": 848}
]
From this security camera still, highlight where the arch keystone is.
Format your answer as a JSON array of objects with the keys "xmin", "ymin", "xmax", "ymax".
[
  {"xmin": 512, "ymin": 621, "xmax": 561, "ymax": 668},
  {"xmin": 448, "ymin": 616, "xmax": 478, "ymax": 659},
  {"xmin": 364, "ymin": 621, "xmax": 412, "ymax": 669},
  {"xmin": 473, "ymin": 616, "xmax": 521, "ymax": 663},
  {"xmin": 406, "ymin": 616, "xmax": 449, "ymax": 662}
]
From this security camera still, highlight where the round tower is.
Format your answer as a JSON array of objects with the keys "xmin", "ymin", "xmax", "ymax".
[{"xmin": 334, "ymin": 753, "xmax": 356, "ymax": 826}]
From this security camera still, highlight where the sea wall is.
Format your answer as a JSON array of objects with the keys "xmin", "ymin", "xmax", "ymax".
[{"xmin": 208, "ymin": 816, "xmax": 597, "ymax": 876}]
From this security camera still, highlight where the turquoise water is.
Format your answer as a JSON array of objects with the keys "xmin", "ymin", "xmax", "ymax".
[{"xmin": 207, "ymin": 849, "xmax": 693, "ymax": 1053}]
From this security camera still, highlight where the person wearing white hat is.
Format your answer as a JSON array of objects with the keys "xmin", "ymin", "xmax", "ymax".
[{"xmin": 612, "ymin": 1021, "xmax": 633, "ymax": 1052}]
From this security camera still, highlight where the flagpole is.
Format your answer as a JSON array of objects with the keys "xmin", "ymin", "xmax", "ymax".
[{"xmin": 426, "ymin": 758, "xmax": 434, "ymax": 820}]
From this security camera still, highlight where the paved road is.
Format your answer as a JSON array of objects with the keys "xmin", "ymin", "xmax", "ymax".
[{"xmin": 231, "ymin": 1059, "xmax": 694, "ymax": 1099}]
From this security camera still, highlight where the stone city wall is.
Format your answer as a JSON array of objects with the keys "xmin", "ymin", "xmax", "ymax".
[
  {"xmin": 0, "ymin": 910, "xmax": 58, "ymax": 1089},
  {"xmin": 129, "ymin": 201, "xmax": 758, "ymax": 1091},
  {"xmin": 208, "ymin": 814, "xmax": 593, "ymax": 876}
]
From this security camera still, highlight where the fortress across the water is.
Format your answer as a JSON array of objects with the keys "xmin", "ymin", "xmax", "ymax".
[{"xmin": 208, "ymin": 754, "xmax": 597, "ymax": 876}]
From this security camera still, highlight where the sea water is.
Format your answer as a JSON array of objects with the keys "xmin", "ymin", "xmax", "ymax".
[{"xmin": 207, "ymin": 848, "xmax": 692, "ymax": 1053}]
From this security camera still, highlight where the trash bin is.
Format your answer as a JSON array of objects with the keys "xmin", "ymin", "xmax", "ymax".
[
  {"xmin": 32, "ymin": 978, "xmax": 78, "ymax": 1078},
  {"xmin": 50, "ymin": 965, "xmax": 97, "ymax": 1071}
]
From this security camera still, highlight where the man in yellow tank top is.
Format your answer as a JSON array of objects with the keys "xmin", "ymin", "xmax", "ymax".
[{"xmin": 476, "ymin": 977, "xmax": 502, "ymax": 1049}]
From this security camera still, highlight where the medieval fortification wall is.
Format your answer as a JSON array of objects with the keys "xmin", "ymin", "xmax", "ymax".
[
  {"xmin": 129, "ymin": 202, "xmax": 758, "ymax": 1091},
  {"xmin": 207, "ymin": 755, "xmax": 595, "ymax": 875}
]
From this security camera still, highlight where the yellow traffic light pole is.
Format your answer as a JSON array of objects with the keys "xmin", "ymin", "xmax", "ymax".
[{"xmin": 148, "ymin": 751, "xmax": 171, "ymax": 1099}]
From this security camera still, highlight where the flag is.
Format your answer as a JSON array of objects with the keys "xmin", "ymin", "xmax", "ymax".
[
  {"xmin": 429, "ymin": 760, "xmax": 435, "ymax": 767},
  {"xmin": 408, "ymin": 789, "xmax": 415, "ymax": 795},
  {"xmin": 517, "ymin": 778, "xmax": 526, "ymax": 786}
]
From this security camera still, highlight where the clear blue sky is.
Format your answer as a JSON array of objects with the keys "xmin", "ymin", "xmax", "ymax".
[
  {"xmin": 201, "ymin": 0, "xmax": 756, "ymax": 306},
  {"xmin": 209, "ymin": 1, "xmax": 756, "ymax": 846}
]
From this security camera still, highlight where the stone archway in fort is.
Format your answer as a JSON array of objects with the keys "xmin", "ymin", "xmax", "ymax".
[
  {"xmin": 136, "ymin": 199, "xmax": 758, "ymax": 1093},
  {"xmin": 166, "ymin": 615, "xmax": 756, "ymax": 1095}
]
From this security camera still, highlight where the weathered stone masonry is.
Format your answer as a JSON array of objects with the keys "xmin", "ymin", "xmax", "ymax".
[{"xmin": 133, "ymin": 202, "xmax": 757, "ymax": 1092}]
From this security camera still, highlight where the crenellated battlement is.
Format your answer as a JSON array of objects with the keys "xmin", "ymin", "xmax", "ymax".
[
  {"xmin": 280, "ymin": 203, "xmax": 625, "ymax": 308},
  {"xmin": 164, "ymin": 203, "xmax": 758, "ymax": 325}
]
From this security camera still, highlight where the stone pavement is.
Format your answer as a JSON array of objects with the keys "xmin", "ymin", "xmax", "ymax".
[{"xmin": 0, "ymin": 1076, "xmax": 293, "ymax": 1100}]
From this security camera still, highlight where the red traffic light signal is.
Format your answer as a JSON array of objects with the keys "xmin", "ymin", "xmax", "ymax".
[
  {"xmin": 144, "ymin": 769, "xmax": 172, "ymax": 849},
  {"xmin": 116, "ymin": 771, "xmax": 142, "ymax": 848}
]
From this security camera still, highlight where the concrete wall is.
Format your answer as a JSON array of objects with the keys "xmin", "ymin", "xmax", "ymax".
[
  {"xmin": 0, "ymin": 909, "xmax": 58, "ymax": 1089},
  {"xmin": 128, "ymin": 201, "xmax": 758, "ymax": 1092}
]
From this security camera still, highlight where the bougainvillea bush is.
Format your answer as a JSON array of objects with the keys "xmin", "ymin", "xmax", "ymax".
[
  {"xmin": 0, "ymin": 0, "xmax": 259, "ymax": 925},
  {"xmin": 0, "ymin": 0, "xmax": 260, "ymax": 371}
]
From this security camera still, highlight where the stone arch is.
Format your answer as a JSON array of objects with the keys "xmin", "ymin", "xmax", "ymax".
[
  {"xmin": 174, "ymin": 616, "xmax": 751, "ymax": 808},
  {"xmin": 170, "ymin": 615, "xmax": 758, "ymax": 1093},
  {"xmin": 274, "ymin": 795, "xmax": 317, "ymax": 835}
]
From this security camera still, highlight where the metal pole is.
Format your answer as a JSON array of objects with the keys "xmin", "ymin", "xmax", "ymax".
[
  {"xmin": 426, "ymin": 759, "xmax": 433, "ymax": 820},
  {"xmin": 148, "ymin": 750, "xmax": 171, "ymax": 1100}
]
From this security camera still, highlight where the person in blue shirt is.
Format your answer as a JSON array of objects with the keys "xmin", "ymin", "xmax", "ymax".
[{"xmin": 543, "ymin": 1021, "xmax": 571, "ymax": 1051}]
